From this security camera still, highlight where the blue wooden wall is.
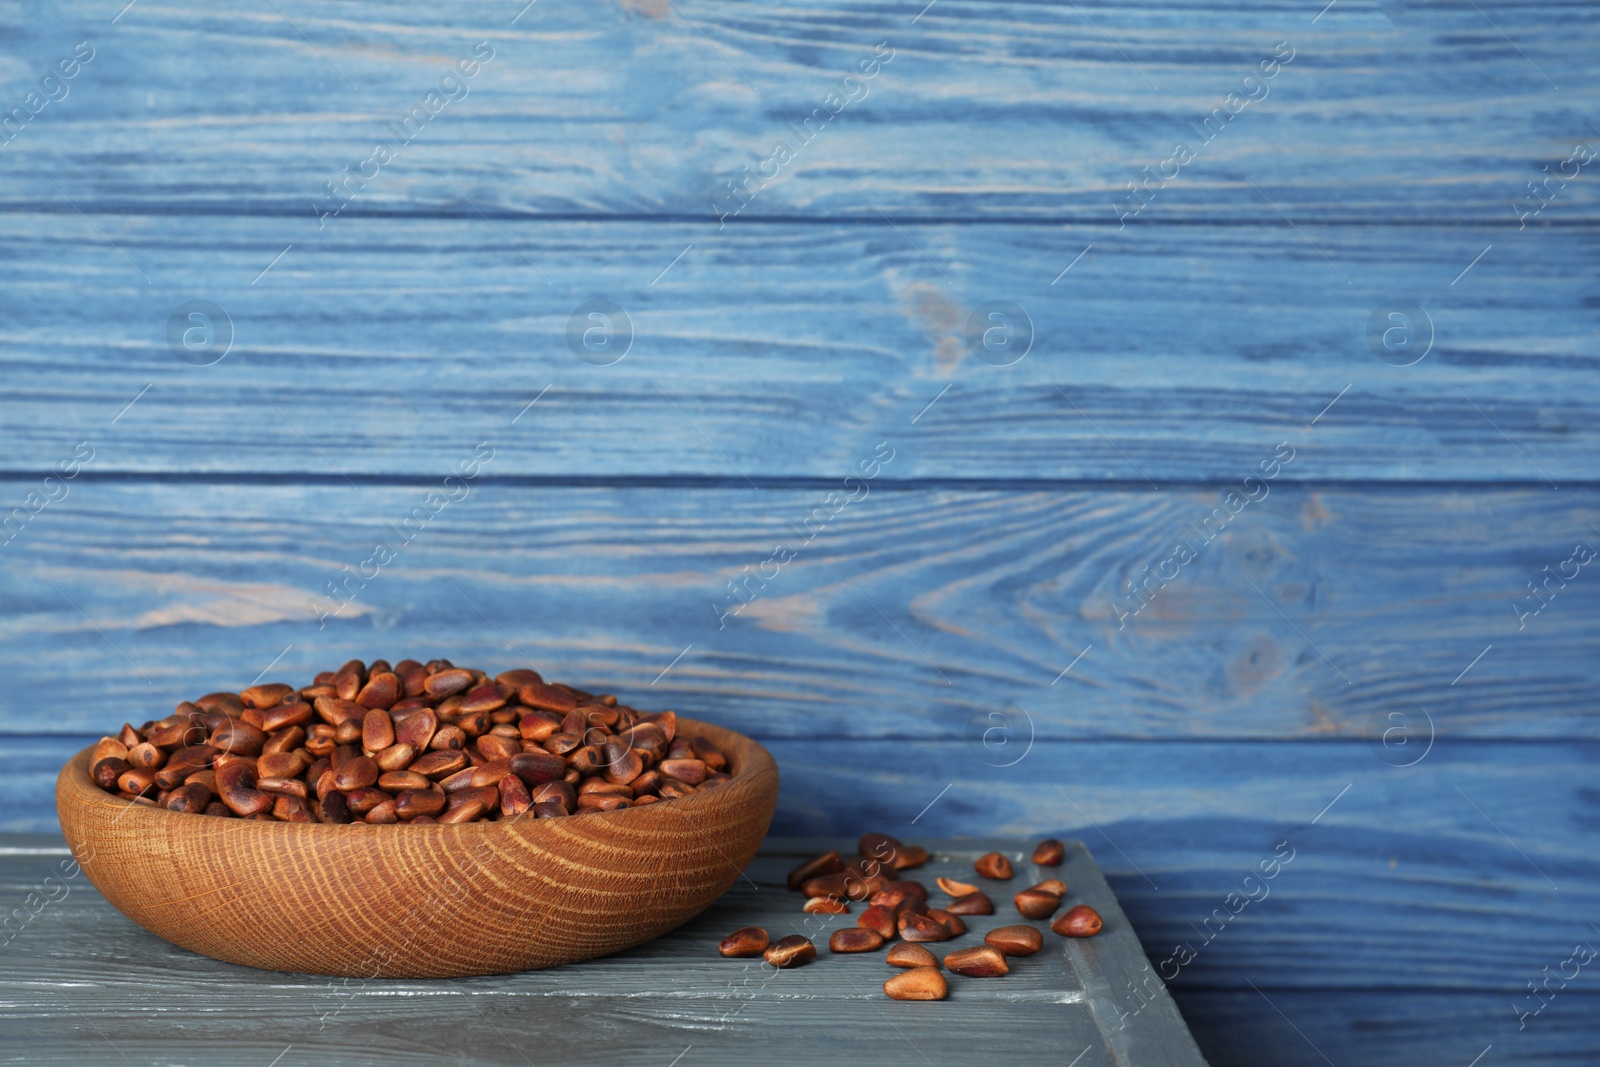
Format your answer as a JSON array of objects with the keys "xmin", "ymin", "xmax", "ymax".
[{"xmin": 2, "ymin": 1, "xmax": 1597, "ymax": 1062}]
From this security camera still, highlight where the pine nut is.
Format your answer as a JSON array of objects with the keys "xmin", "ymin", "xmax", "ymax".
[
  {"xmin": 944, "ymin": 945, "xmax": 1009, "ymax": 977},
  {"xmin": 936, "ymin": 876, "xmax": 978, "ymax": 898},
  {"xmin": 1052, "ymin": 905, "xmax": 1104, "ymax": 938},
  {"xmin": 897, "ymin": 912, "xmax": 952, "ymax": 943},
  {"xmin": 945, "ymin": 891, "xmax": 995, "ymax": 916},
  {"xmin": 1032, "ymin": 838, "xmax": 1065, "ymax": 866},
  {"xmin": 985, "ymin": 925, "xmax": 1045, "ymax": 957},
  {"xmin": 803, "ymin": 896, "xmax": 849, "ymax": 914},
  {"xmin": 787, "ymin": 850, "xmax": 845, "ymax": 890},
  {"xmin": 883, "ymin": 967, "xmax": 947, "ymax": 1000},
  {"xmin": 763, "ymin": 935, "xmax": 816, "ymax": 968},
  {"xmin": 974, "ymin": 852, "xmax": 1014, "ymax": 880},
  {"xmin": 718, "ymin": 927, "xmax": 769, "ymax": 958},
  {"xmin": 829, "ymin": 928, "xmax": 884, "ymax": 953},
  {"xmin": 1014, "ymin": 888, "xmax": 1063, "ymax": 920},
  {"xmin": 858, "ymin": 904, "xmax": 898, "ymax": 940},
  {"xmin": 87, "ymin": 659, "xmax": 732, "ymax": 824},
  {"xmin": 885, "ymin": 943, "xmax": 939, "ymax": 969}
]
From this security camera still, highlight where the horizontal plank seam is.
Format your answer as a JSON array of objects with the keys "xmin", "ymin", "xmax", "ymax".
[
  {"xmin": 0, "ymin": 207, "xmax": 1598, "ymax": 229},
  {"xmin": 0, "ymin": 473, "xmax": 1593, "ymax": 491}
]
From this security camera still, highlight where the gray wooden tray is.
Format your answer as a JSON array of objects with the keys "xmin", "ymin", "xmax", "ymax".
[{"xmin": 0, "ymin": 834, "xmax": 1206, "ymax": 1066}]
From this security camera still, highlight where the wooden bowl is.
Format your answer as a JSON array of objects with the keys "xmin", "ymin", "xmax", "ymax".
[{"xmin": 56, "ymin": 717, "xmax": 777, "ymax": 977}]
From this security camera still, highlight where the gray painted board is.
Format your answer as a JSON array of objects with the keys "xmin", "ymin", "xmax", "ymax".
[{"xmin": 0, "ymin": 834, "xmax": 1206, "ymax": 1066}]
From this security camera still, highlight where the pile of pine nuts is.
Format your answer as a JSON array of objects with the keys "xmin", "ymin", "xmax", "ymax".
[
  {"xmin": 89, "ymin": 658, "xmax": 728, "ymax": 824},
  {"xmin": 718, "ymin": 834, "xmax": 1103, "ymax": 1000}
]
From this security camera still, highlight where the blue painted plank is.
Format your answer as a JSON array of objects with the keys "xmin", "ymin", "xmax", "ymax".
[
  {"xmin": 1176, "ymin": 990, "xmax": 1600, "ymax": 1067},
  {"xmin": 10, "ymin": 736, "xmax": 1598, "ymax": 994},
  {"xmin": 2, "ymin": 215, "xmax": 1596, "ymax": 481},
  {"xmin": 0, "ymin": 738, "xmax": 73, "ymax": 835},
  {"xmin": 0, "ymin": 1, "xmax": 1594, "ymax": 220},
  {"xmin": 0, "ymin": 482, "xmax": 1594, "ymax": 739}
]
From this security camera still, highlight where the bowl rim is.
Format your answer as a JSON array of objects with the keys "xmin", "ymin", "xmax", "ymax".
[{"xmin": 58, "ymin": 714, "xmax": 777, "ymax": 837}]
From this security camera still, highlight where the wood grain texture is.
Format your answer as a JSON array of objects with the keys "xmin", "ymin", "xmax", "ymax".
[
  {"xmin": 0, "ymin": 1, "xmax": 1595, "ymax": 220},
  {"xmin": 52, "ymin": 719, "xmax": 777, "ymax": 977},
  {"xmin": 3, "ymin": 0, "xmax": 1596, "ymax": 1060},
  {"xmin": 1, "ymin": 214, "xmax": 1596, "ymax": 480},
  {"xmin": 0, "ymin": 482, "xmax": 1594, "ymax": 740},
  {"xmin": 0, "ymin": 836, "xmax": 1206, "ymax": 1066}
]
